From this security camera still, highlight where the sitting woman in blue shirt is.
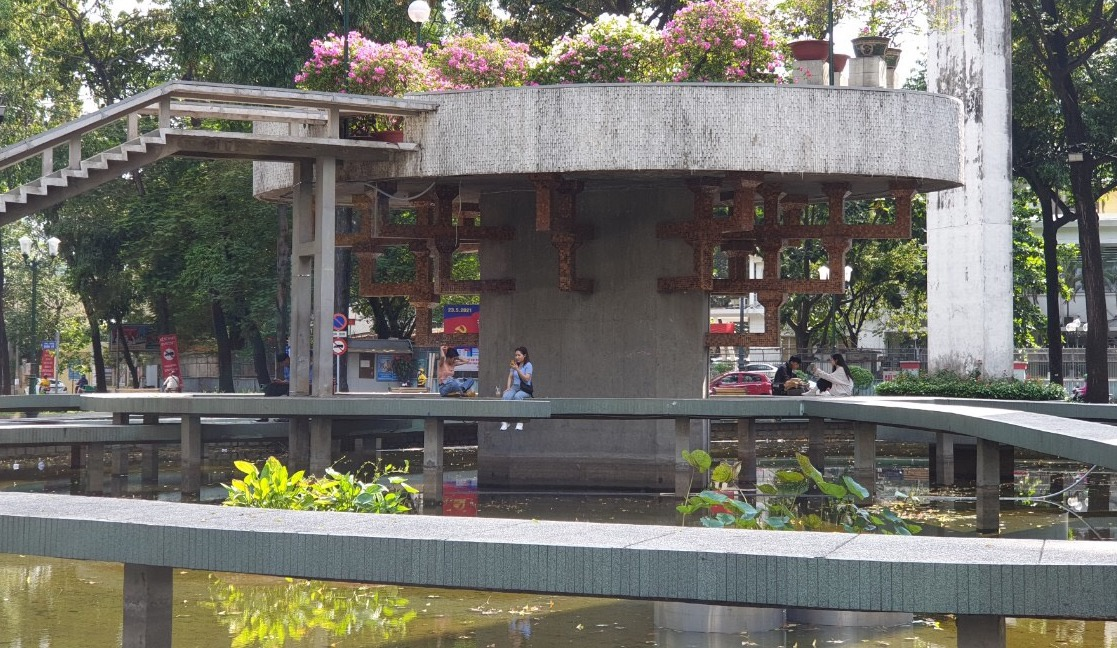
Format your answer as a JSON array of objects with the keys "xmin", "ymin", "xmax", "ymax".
[{"xmin": 500, "ymin": 346, "xmax": 533, "ymax": 431}]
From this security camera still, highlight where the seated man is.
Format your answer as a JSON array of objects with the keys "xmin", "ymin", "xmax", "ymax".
[
  {"xmin": 438, "ymin": 346, "xmax": 476, "ymax": 397},
  {"xmin": 772, "ymin": 356, "xmax": 807, "ymax": 396}
]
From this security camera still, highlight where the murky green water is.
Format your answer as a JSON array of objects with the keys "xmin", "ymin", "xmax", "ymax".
[{"xmin": 0, "ymin": 441, "xmax": 1114, "ymax": 646}]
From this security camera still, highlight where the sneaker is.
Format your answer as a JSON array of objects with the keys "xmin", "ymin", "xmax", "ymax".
[
  {"xmin": 500, "ymin": 422, "xmax": 510, "ymax": 431},
  {"xmin": 515, "ymin": 422, "xmax": 524, "ymax": 431}
]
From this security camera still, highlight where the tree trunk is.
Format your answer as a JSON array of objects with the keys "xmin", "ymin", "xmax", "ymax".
[
  {"xmin": 154, "ymin": 292, "xmax": 173, "ymax": 334},
  {"xmin": 116, "ymin": 322, "xmax": 140, "ymax": 388},
  {"xmin": 84, "ymin": 300, "xmax": 108, "ymax": 393},
  {"xmin": 1041, "ymin": 199, "xmax": 1065, "ymax": 384},
  {"xmin": 0, "ymin": 245, "xmax": 10, "ymax": 395},
  {"xmin": 212, "ymin": 300, "xmax": 235, "ymax": 393},
  {"xmin": 248, "ymin": 321, "xmax": 270, "ymax": 386}
]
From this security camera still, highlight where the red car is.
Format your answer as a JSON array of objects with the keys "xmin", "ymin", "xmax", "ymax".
[{"xmin": 709, "ymin": 371, "xmax": 773, "ymax": 396}]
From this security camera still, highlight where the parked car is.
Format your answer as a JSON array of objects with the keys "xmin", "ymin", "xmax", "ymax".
[
  {"xmin": 45, "ymin": 379, "xmax": 67, "ymax": 394},
  {"xmin": 741, "ymin": 362, "xmax": 779, "ymax": 380},
  {"xmin": 709, "ymin": 371, "xmax": 773, "ymax": 396}
]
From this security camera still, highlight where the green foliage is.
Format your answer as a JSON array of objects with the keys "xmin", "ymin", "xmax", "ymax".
[
  {"xmin": 205, "ymin": 576, "xmax": 415, "ymax": 647},
  {"xmin": 874, "ymin": 371, "xmax": 1068, "ymax": 400},
  {"xmin": 533, "ymin": 14, "xmax": 671, "ymax": 84},
  {"xmin": 677, "ymin": 452, "xmax": 920, "ymax": 535},
  {"xmin": 1012, "ymin": 197, "xmax": 1050, "ymax": 347},
  {"xmin": 848, "ymin": 365, "xmax": 874, "ymax": 389},
  {"xmin": 223, "ymin": 456, "xmax": 418, "ymax": 514}
]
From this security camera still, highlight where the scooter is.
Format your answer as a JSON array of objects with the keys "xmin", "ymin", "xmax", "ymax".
[{"xmin": 1071, "ymin": 385, "xmax": 1087, "ymax": 402}]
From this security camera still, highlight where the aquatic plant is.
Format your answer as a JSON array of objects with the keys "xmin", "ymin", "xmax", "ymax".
[{"xmin": 223, "ymin": 456, "xmax": 417, "ymax": 514}]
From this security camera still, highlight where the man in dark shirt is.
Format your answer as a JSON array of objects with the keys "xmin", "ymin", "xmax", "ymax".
[{"xmin": 772, "ymin": 356, "xmax": 803, "ymax": 396}]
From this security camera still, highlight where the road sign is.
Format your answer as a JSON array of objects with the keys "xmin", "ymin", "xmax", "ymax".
[
  {"xmin": 332, "ymin": 338, "xmax": 348, "ymax": 356},
  {"xmin": 332, "ymin": 313, "xmax": 349, "ymax": 331},
  {"xmin": 333, "ymin": 330, "xmax": 348, "ymax": 338},
  {"xmin": 41, "ymin": 341, "xmax": 57, "ymax": 350}
]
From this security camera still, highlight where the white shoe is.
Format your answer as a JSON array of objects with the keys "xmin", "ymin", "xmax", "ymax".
[
  {"xmin": 500, "ymin": 422, "xmax": 510, "ymax": 431},
  {"xmin": 515, "ymin": 422, "xmax": 524, "ymax": 431}
]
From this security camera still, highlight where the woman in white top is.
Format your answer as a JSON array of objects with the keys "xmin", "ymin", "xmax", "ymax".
[{"xmin": 811, "ymin": 353, "xmax": 854, "ymax": 397}]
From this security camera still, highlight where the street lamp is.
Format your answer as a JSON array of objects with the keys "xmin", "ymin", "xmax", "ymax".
[
  {"xmin": 19, "ymin": 235, "xmax": 60, "ymax": 394},
  {"xmin": 408, "ymin": 0, "xmax": 431, "ymax": 45}
]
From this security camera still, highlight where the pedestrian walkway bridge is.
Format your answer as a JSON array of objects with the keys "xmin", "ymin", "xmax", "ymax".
[{"xmin": 0, "ymin": 491, "xmax": 1112, "ymax": 647}]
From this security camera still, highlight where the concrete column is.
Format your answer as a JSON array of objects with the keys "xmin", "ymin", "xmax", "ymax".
[
  {"xmin": 736, "ymin": 418, "xmax": 757, "ymax": 490},
  {"xmin": 674, "ymin": 417, "xmax": 693, "ymax": 497},
  {"xmin": 142, "ymin": 414, "xmax": 159, "ymax": 425},
  {"xmin": 70, "ymin": 444, "xmax": 82, "ymax": 470},
  {"xmin": 122, "ymin": 563, "xmax": 173, "ymax": 648},
  {"xmin": 140, "ymin": 445, "xmax": 158, "ymax": 483},
  {"xmin": 976, "ymin": 439, "xmax": 1001, "ymax": 534},
  {"xmin": 86, "ymin": 442, "xmax": 105, "ymax": 494},
  {"xmin": 113, "ymin": 413, "xmax": 130, "ymax": 425},
  {"xmin": 111, "ymin": 445, "xmax": 129, "ymax": 476},
  {"xmin": 288, "ymin": 418, "xmax": 310, "ymax": 472},
  {"xmin": 807, "ymin": 417, "xmax": 826, "ymax": 471},
  {"xmin": 927, "ymin": 0, "xmax": 1013, "ymax": 375},
  {"xmin": 290, "ymin": 159, "xmax": 314, "ymax": 397},
  {"xmin": 956, "ymin": 614, "xmax": 1006, "ymax": 648},
  {"xmin": 852, "ymin": 422, "xmax": 876, "ymax": 503},
  {"xmin": 309, "ymin": 417, "xmax": 332, "ymax": 474},
  {"xmin": 312, "ymin": 154, "xmax": 337, "ymax": 397},
  {"xmin": 424, "ymin": 418, "xmax": 444, "ymax": 504},
  {"xmin": 1087, "ymin": 472, "xmax": 1111, "ymax": 513},
  {"xmin": 180, "ymin": 415, "xmax": 202, "ymax": 499},
  {"xmin": 935, "ymin": 432, "xmax": 955, "ymax": 486}
]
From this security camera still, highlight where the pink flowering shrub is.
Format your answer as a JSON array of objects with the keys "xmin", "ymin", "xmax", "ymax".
[
  {"xmin": 295, "ymin": 32, "xmax": 437, "ymax": 97},
  {"xmin": 532, "ymin": 14, "xmax": 670, "ymax": 85},
  {"xmin": 427, "ymin": 33, "xmax": 534, "ymax": 89},
  {"xmin": 663, "ymin": 0, "xmax": 786, "ymax": 82}
]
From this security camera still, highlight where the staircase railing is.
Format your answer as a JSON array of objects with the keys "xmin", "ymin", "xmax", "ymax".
[{"xmin": 0, "ymin": 80, "xmax": 437, "ymax": 180}]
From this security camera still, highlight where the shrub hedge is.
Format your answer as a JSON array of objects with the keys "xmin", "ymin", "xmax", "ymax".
[{"xmin": 874, "ymin": 371, "xmax": 1067, "ymax": 400}]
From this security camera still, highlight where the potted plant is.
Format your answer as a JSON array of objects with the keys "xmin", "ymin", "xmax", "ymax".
[
  {"xmin": 852, "ymin": 0, "xmax": 921, "ymax": 57},
  {"xmin": 391, "ymin": 356, "xmax": 417, "ymax": 387},
  {"xmin": 774, "ymin": 0, "xmax": 855, "ymax": 62},
  {"xmin": 662, "ymin": 0, "xmax": 787, "ymax": 83}
]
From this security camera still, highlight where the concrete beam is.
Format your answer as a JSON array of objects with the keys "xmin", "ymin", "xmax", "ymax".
[
  {"xmin": 122, "ymin": 564, "xmax": 173, "ymax": 648},
  {"xmin": 424, "ymin": 418, "xmax": 444, "ymax": 505},
  {"xmin": 140, "ymin": 445, "xmax": 158, "ymax": 483},
  {"xmin": 111, "ymin": 445, "xmax": 129, "ymax": 476},
  {"xmin": 85, "ymin": 443, "xmax": 105, "ymax": 495},
  {"xmin": 675, "ymin": 417, "xmax": 691, "ymax": 497},
  {"xmin": 288, "ymin": 418, "xmax": 310, "ymax": 472}
]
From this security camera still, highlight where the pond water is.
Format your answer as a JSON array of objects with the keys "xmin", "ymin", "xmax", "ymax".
[{"xmin": 0, "ymin": 441, "xmax": 1114, "ymax": 647}]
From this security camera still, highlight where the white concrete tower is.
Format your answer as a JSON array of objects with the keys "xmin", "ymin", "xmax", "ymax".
[{"xmin": 927, "ymin": 0, "xmax": 1014, "ymax": 376}]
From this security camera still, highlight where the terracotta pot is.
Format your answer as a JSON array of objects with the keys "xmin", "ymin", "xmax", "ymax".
[
  {"xmin": 370, "ymin": 130, "xmax": 405, "ymax": 144},
  {"xmin": 789, "ymin": 39, "xmax": 830, "ymax": 61},
  {"xmin": 884, "ymin": 47, "xmax": 902, "ymax": 69},
  {"xmin": 851, "ymin": 35, "xmax": 890, "ymax": 57},
  {"xmin": 832, "ymin": 53, "xmax": 850, "ymax": 73}
]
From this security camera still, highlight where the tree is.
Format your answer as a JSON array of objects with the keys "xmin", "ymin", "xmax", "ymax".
[
  {"xmin": 1012, "ymin": 199, "xmax": 1053, "ymax": 347},
  {"xmin": 1012, "ymin": 0, "xmax": 1117, "ymax": 400}
]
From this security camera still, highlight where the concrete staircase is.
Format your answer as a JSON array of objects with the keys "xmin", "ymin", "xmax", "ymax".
[{"xmin": 0, "ymin": 130, "xmax": 172, "ymax": 224}]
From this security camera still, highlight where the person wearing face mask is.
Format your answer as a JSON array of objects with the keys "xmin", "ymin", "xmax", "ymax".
[{"xmin": 810, "ymin": 353, "xmax": 854, "ymax": 397}]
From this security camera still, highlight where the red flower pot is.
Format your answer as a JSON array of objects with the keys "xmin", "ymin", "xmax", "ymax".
[
  {"xmin": 789, "ymin": 39, "xmax": 830, "ymax": 61},
  {"xmin": 832, "ymin": 54, "xmax": 850, "ymax": 73},
  {"xmin": 370, "ymin": 130, "xmax": 405, "ymax": 144}
]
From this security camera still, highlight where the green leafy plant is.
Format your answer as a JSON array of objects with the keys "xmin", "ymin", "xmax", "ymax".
[
  {"xmin": 223, "ymin": 456, "xmax": 418, "ymax": 514},
  {"xmin": 849, "ymin": 365, "xmax": 874, "ymax": 389},
  {"xmin": 874, "ymin": 370, "xmax": 1067, "ymax": 400},
  {"xmin": 678, "ymin": 452, "xmax": 921, "ymax": 535},
  {"xmin": 391, "ymin": 356, "xmax": 416, "ymax": 384}
]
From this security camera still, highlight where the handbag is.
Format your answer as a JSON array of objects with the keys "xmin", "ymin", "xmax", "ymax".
[{"xmin": 520, "ymin": 382, "xmax": 534, "ymax": 396}]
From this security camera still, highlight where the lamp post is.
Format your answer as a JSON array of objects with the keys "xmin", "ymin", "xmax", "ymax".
[
  {"xmin": 408, "ymin": 0, "xmax": 431, "ymax": 45},
  {"xmin": 19, "ymin": 235, "xmax": 60, "ymax": 394}
]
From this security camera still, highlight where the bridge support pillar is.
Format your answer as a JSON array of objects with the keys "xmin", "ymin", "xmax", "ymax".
[
  {"xmin": 309, "ymin": 417, "xmax": 332, "ymax": 473},
  {"xmin": 140, "ymin": 445, "xmax": 159, "ymax": 483},
  {"xmin": 955, "ymin": 614, "xmax": 1006, "ymax": 648},
  {"xmin": 111, "ymin": 445, "xmax": 129, "ymax": 476},
  {"xmin": 424, "ymin": 418, "xmax": 444, "ymax": 504},
  {"xmin": 70, "ymin": 444, "xmax": 82, "ymax": 470},
  {"xmin": 675, "ymin": 418, "xmax": 694, "ymax": 497},
  {"xmin": 142, "ymin": 414, "xmax": 159, "ymax": 425},
  {"xmin": 85, "ymin": 442, "xmax": 105, "ymax": 494},
  {"xmin": 288, "ymin": 418, "xmax": 310, "ymax": 472},
  {"xmin": 113, "ymin": 413, "xmax": 130, "ymax": 425},
  {"xmin": 1088, "ymin": 472, "xmax": 1111, "ymax": 512},
  {"xmin": 181, "ymin": 415, "xmax": 202, "ymax": 500},
  {"xmin": 852, "ymin": 423, "xmax": 876, "ymax": 502},
  {"xmin": 736, "ymin": 418, "xmax": 757, "ymax": 490},
  {"xmin": 123, "ymin": 563, "xmax": 173, "ymax": 648},
  {"xmin": 934, "ymin": 432, "xmax": 955, "ymax": 486},
  {"xmin": 807, "ymin": 418, "xmax": 826, "ymax": 470},
  {"xmin": 976, "ymin": 439, "xmax": 1001, "ymax": 534}
]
